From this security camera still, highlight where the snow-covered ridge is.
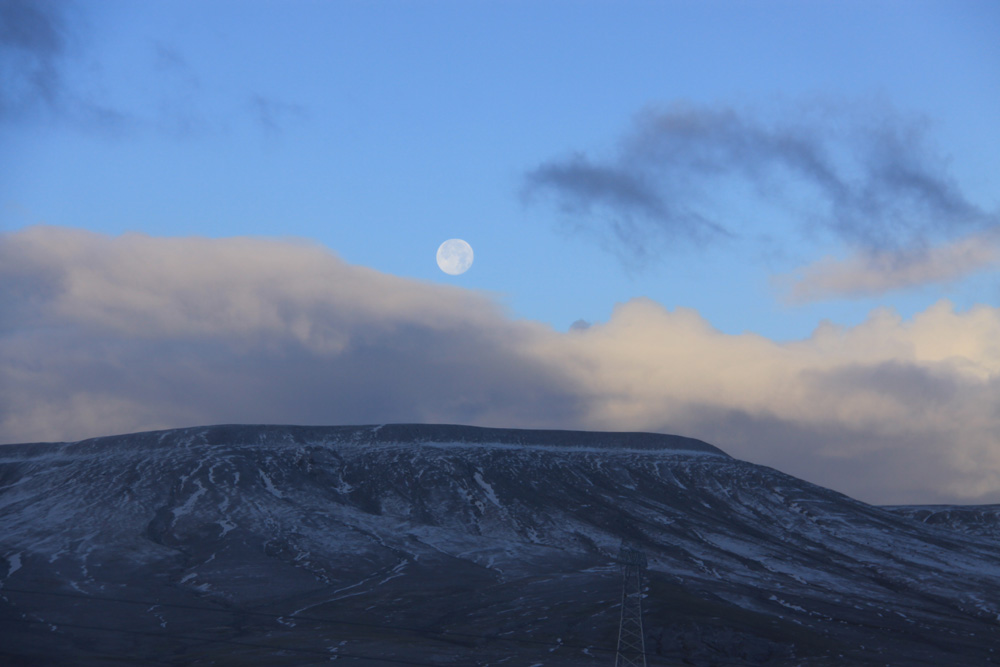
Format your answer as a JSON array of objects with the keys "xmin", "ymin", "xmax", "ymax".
[
  {"xmin": 0, "ymin": 423, "xmax": 728, "ymax": 458},
  {"xmin": 4, "ymin": 422, "xmax": 1000, "ymax": 664}
]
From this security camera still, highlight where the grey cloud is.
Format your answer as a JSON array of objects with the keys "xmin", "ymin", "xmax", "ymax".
[
  {"xmin": 0, "ymin": 3, "xmax": 301, "ymax": 138},
  {"xmin": 525, "ymin": 154, "xmax": 666, "ymax": 220},
  {"xmin": 665, "ymin": 406, "xmax": 966, "ymax": 506},
  {"xmin": 802, "ymin": 360, "xmax": 961, "ymax": 415},
  {"xmin": 0, "ymin": 0, "xmax": 130, "ymax": 131},
  {"xmin": 523, "ymin": 150, "xmax": 728, "ymax": 260},
  {"xmin": 0, "ymin": 0, "xmax": 66, "ymax": 118},
  {"xmin": 148, "ymin": 42, "xmax": 217, "ymax": 139},
  {"xmin": 249, "ymin": 94, "xmax": 306, "ymax": 136},
  {"xmin": 524, "ymin": 101, "xmax": 995, "ymax": 263},
  {"xmin": 153, "ymin": 42, "xmax": 197, "ymax": 82},
  {"xmin": 831, "ymin": 118, "xmax": 984, "ymax": 249},
  {"xmin": 3, "ymin": 226, "xmax": 999, "ymax": 505},
  {"xmin": 0, "ymin": 226, "xmax": 584, "ymax": 445}
]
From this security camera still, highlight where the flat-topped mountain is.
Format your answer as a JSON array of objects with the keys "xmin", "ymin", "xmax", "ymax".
[{"xmin": 1, "ymin": 424, "xmax": 999, "ymax": 665}]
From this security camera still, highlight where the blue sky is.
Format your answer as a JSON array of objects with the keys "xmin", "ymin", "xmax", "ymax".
[
  {"xmin": 2, "ymin": 0, "xmax": 999, "ymax": 503},
  {"xmin": 6, "ymin": 0, "xmax": 997, "ymax": 336}
]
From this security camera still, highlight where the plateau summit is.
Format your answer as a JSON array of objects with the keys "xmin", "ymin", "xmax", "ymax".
[{"xmin": 2, "ymin": 424, "xmax": 999, "ymax": 665}]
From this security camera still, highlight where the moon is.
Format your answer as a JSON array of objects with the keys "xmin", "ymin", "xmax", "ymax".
[{"xmin": 436, "ymin": 239, "xmax": 474, "ymax": 275}]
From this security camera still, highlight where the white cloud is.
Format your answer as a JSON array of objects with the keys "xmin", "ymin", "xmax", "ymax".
[
  {"xmin": 780, "ymin": 232, "xmax": 1000, "ymax": 302},
  {"xmin": 2, "ymin": 226, "xmax": 999, "ymax": 505},
  {"xmin": 542, "ymin": 299, "xmax": 1000, "ymax": 503}
]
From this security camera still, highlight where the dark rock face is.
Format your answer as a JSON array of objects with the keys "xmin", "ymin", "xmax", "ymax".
[{"xmin": 1, "ymin": 424, "xmax": 999, "ymax": 665}]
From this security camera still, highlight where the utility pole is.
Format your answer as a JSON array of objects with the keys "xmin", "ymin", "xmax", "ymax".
[{"xmin": 615, "ymin": 540, "xmax": 647, "ymax": 667}]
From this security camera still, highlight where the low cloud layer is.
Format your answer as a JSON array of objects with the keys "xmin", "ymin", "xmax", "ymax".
[
  {"xmin": 523, "ymin": 102, "xmax": 999, "ymax": 293},
  {"xmin": 0, "ymin": 226, "xmax": 581, "ymax": 441},
  {"xmin": 3, "ymin": 226, "xmax": 999, "ymax": 505}
]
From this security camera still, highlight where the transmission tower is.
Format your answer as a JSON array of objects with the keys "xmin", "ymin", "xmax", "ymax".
[{"xmin": 614, "ymin": 540, "xmax": 647, "ymax": 667}]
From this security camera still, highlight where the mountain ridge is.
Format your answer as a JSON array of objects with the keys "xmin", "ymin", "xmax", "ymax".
[
  {"xmin": 0, "ymin": 422, "xmax": 728, "ymax": 456},
  {"xmin": 2, "ymin": 423, "xmax": 999, "ymax": 665}
]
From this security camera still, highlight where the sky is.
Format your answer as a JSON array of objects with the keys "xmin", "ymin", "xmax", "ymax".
[{"xmin": 1, "ymin": 0, "xmax": 999, "ymax": 505}]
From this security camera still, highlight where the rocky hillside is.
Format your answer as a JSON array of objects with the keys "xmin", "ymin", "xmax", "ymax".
[{"xmin": 2, "ymin": 424, "xmax": 999, "ymax": 665}]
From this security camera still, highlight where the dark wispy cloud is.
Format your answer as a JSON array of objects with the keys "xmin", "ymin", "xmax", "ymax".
[
  {"xmin": 249, "ymin": 93, "xmax": 307, "ymax": 136},
  {"xmin": 0, "ymin": 3, "xmax": 303, "ymax": 138},
  {"xmin": 3, "ymin": 226, "xmax": 1000, "ymax": 505},
  {"xmin": 144, "ymin": 41, "xmax": 223, "ymax": 139},
  {"xmin": 523, "ymin": 151, "xmax": 729, "ymax": 260},
  {"xmin": 524, "ymin": 102, "xmax": 997, "ymax": 273},
  {"xmin": 0, "ymin": 0, "xmax": 68, "ymax": 119},
  {"xmin": 0, "ymin": 0, "xmax": 129, "ymax": 131}
]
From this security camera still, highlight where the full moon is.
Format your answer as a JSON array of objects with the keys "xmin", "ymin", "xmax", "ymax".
[{"xmin": 436, "ymin": 239, "xmax": 474, "ymax": 275}]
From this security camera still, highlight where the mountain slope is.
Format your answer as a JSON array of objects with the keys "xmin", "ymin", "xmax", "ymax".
[
  {"xmin": 1, "ymin": 424, "xmax": 999, "ymax": 665},
  {"xmin": 883, "ymin": 504, "xmax": 1000, "ymax": 541}
]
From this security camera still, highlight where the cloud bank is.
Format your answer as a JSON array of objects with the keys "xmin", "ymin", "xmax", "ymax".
[
  {"xmin": 3, "ymin": 226, "xmax": 999, "ymax": 505},
  {"xmin": 523, "ymin": 101, "xmax": 999, "ymax": 294}
]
